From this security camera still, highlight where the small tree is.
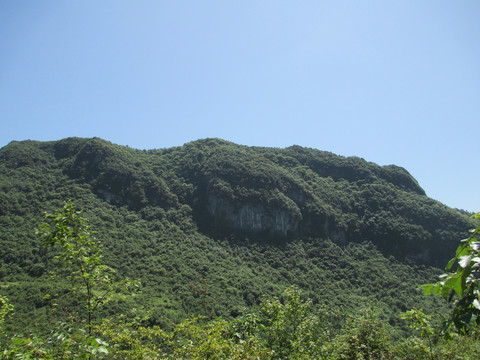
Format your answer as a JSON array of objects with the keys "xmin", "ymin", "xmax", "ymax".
[
  {"xmin": 37, "ymin": 200, "xmax": 127, "ymax": 336},
  {"xmin": 423, "ymin": 213, "xmax": 480, "ymax": 333},
  {"xmin": 399, "ymin": 308, "xmax": 437, "ymax": 360},
  {"xmin": 234, "ymin": 286, "xmax": 327, "ymax": 359},
  {"xmin": 335, "ymin": 308, "xmax": 392, "ymax": 360}
]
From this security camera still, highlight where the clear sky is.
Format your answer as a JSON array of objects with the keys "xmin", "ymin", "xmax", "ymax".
[{"xmin": 1, "ymin": 1, "xmax": 479, "ymax": 212}]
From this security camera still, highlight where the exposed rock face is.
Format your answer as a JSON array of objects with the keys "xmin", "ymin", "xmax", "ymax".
[
  {"xmin": 207, "ymin": 194, "xmax": 299, "ymax": 236},
  {"xmin": 322, "ymin": 218, "xmax": 347, "ymax": 245},
  {"xmin": 97, "ymin": 189, "xmax": 124, "ymax": 204}
]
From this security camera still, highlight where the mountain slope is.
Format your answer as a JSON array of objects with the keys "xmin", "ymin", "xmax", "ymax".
[
  {"xmin": 0, "ymin": 137, "xmax": 475, "ymax": 333},
  {"xmin": 29, "ymin": 136, "xmax": 468, "ymax": 263}
]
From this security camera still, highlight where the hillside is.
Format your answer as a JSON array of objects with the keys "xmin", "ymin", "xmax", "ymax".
[{"xmin": 0, "ymin": 137, "xmax": 475, "ymax": 334}]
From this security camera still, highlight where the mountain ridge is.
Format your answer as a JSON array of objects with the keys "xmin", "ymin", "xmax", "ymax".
[{"xmin": 0, "ymin": 136, "xmax": 472, "ymax": 266}]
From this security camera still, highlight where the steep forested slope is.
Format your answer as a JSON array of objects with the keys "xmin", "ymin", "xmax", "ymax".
[{"xmin": 0, "ymin": 137, "xmax": 475, "ymax": 334}]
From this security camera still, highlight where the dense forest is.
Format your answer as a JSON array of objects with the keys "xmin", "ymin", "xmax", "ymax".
[{"xmin": 0, "ymin": 137, "xmax": 479, "ymax": 358}]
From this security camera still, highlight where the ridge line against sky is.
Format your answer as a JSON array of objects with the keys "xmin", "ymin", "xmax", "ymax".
[{"xmin": 1, "ymin": 1, "xmax": 479, "ymax": 212}]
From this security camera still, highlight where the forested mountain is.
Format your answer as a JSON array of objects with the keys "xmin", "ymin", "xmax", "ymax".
[{"xmin": 0, "ymin": 137, "xmax": 478, "ymax": 357}]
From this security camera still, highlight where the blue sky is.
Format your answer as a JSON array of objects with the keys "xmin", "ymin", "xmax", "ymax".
[{"xmin": 1, "ymin": 1, "xmax": 479, "ymax": 212}]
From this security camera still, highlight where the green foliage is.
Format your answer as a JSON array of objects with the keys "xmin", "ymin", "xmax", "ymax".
[
  {"xmin": 399, "ymin": 309, "xmax": 437, "ymax": 360},
  {"xmin": 98, "ymin": 316, "xmax": 171, "ymax": 359},
  {"xmin": 169, "ymin": 316, "xmax": 272, "ymax": 359},
  {"xmin": 2, "ymin": 258, "xmax": 479, "ymax": 359},
  {"xmin": 333, "ymin": 308, "xmax": 392, "ymax": 360},
  {"xmin": 0, "ymin": 296, "xmax": 13, "ymax": 330},
  {"xmin": 1, "ymin": 329, "xmax": 109, "ymax": 359},
  {"xmin": 33, "ymin": 200, "xmax": 138, "ymax": 354},
  {"xmin": 423, "ymin": 213, "xmax": 480, "ymax": 334},
  {"xmin": 37, "ymin": 201, "xmax": 120, "ymax": 335},
  {"xmin": 0, "ymin": 296, "xmax": 14, "ymax": 353},
  {"xmin": 395, "ymin": 308, "xmax": 480, "ymax": 360},
  {"xmin": 234, "ymin": 285, "xmax": 328, "ymax": 359},
  {"xmin": 401, "ymin": 308, "xmax": 435, "ymax": 339},
  {"xmin": 1, "ymin": 295, "xmax": 110, "ymax": 359}
]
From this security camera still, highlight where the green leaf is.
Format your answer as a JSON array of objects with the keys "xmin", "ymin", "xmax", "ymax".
[
  {"xmin": 445, "ymin": 274, "xmax": 463, "ymax": 298},
  {"xmin": 433, "ymin": 283, "xmax": 443, "ymax": 296},
  {"xmin": 445, "ymin": 257, "xmax": 456, "ymax": 271},
  {"xmin": 421, "ymin": 283, "xmax": 434, "ymax": 296},
  {"xmin": 456, "ymin": 245, "xmax": 469, "ymax": 258}
]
